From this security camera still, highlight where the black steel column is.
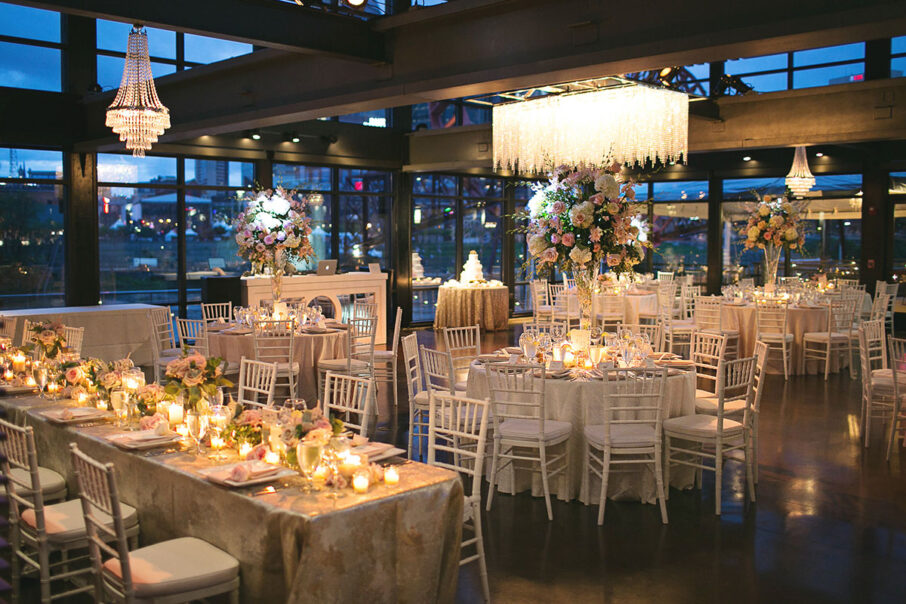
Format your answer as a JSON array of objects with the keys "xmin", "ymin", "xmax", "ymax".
[
  {"xmin": 177, "ymin": 158, "xmax": 187, "ymax": 317},
  {"xmin": 502, "ymin": 181, "xmax": 516, "ymax": 313},
  {"xmin": 866, "ymin": 38, "xmax": 892, "ymax": 80},
  {"xmin": 330, "ymin": 167, "xmax": 340, "ymax": 261},
  {"xmin": 390, "ymin": 105, "xmax": 412, "ymax": 326},
  {"xmin": 862, "ymin": 159, "xmax": 890, "ymax": 293},
  {"xmin": 64, "ymin": 152, "xmax": 100, "ymax": 306},
  {"xmin": 254, "ymin": 156, "xmax": 273, "ymax": 190},
  {"xmin": 706, "ymin": 172, "xmax": 723, "ymax": 294}
]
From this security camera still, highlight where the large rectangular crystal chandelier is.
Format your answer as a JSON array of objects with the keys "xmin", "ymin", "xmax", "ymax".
[{"xmin": 492, "ymin": 85, "xmax": 688, "ymax": 174}]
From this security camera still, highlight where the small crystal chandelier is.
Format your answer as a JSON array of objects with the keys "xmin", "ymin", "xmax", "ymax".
[
  {"xmin": 785, "ymin": 145, "xmax": 815, "ymax": 197},
  {"xmin": 105, "ymin": 25, "xmax": 170, "ymax": 157}
]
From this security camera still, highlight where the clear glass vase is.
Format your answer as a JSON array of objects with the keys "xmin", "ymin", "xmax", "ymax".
[
  {"xmin": 573, "ymin": 267, "xmax": 599, "ymax": 331},
  {"xmin": 763, "ymin": 244, "xmax": 782, "ymax": 290}
]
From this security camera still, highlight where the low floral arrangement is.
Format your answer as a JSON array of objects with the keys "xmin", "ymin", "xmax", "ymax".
[
  {"xmin": 520, "ymin": 163, "xmax": 648, "ymax": 278},
  {"xmin": 219, "ymin": 404, "xmax": 342, "ymax": 458},
  {"xmin": 62, "ymin": 357, "xmax": 134, "ymax": 401},
  {"xmin": 233, "ymin": 187, "xmax": 316, "ymax": 275},
  {"xmin": 740, "ymin": 194, "xmax": 804, "ymax": 252},
  {"xmin": 220, "ymin": 405, "xmax": 266, "ymax": 448},
  {"xmin": 163, "ymin": 351, "xmax": 232, "ymax": 411},
  {"xmin": 134, "ymin": 383, "xmax": 168, "ymax": 416},
  {"xmin": 25, "ymin": 321, "xmax": 67, "ymax": 360}
]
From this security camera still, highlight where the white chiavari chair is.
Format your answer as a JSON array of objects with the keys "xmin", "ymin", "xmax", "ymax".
[
  {"xmin": 664, "ymin": 355, "xmax": 757, "ymax": 515},
  {"xmin": 857, "ymin": 320, "xmax": 899, "ymax": 450},
  {"xmin": 201, "ymin": 302, "xmax": 232, "ymax": 324},
  {"xmin": 427, "ymin": 392, "xmax": 491, "ymax": 603},
  {"xmin": 322, "ymin": 371, "xmax": 374, "ymax": 437},
  {"xmin": 547, "ymin": 283, "xmax": 576, "ymax": 329},
  {"xmin": 836, "ymin": 278, "xmax": 859, "ymax": 289},
  {"xmin": 420, "ymin": 345, "xmax": 457, "ymax": 395},
  {"xmin": 582, "ymin": 367, "xmax": 669, "ymax": 525},
  {"xmin": 443, "ymin": 324, "xmax": 481, "ymax": 389},
  {"xmin": 69, "ymin": 444, "xmax": 239, "ymax": 604},
  {"xmin": 0, "ymin": 314, "xmax": 16, "ymax": 340},
  {"xmin": 593, "ymin": 294, "xmax": 626, "ymax": 331},
  {"xmin": 531, "ymin": 280, "xmax": 552, "ymax": 321},
  {"xmin": 352, "ymin": 299, "xmax": 378, "ymax": 320},
  {"xmin": 62, "ymin": 326, "xmax": 85, "ymax": 357},
  {"xmin": 657, "ymin": 283, "xmax": 695, "ymax": 356},
  {"xmin": 680, "ymin": 283, "xmax": 702, "ymax": 320},
  {"xmin": 317, "ymin": 315, "xmax": 376, "ymax": 402},
  {"xmin": 693, "ymin": 296, "xmax": 739, "ymax": 359},
  {"xmin": 253, "ymin": 318, "xmax": 299, "ymax": 399},
  {"xmin": 402, "ymin": 334, "xmax": 429, "ymax": 460},
  {"xmin": 562, "ymin": 275, "xmax": 576, "ymax": 289},
  {"xmin": 2, "ymin": 419, "xmax": 141, "ymax": 604},
  {"xmin": 373, "ymin": 307, "xmax": 402, "ymax": 408},
  {"xmin": 148, "ymin": 306, "xmax": 179, "ymax": 382},
  {"xmin": 524, "ymin": 320, "xmax": 569, "ymax": 339},
  {"xmin": 19, "ymin": 318, "xmax": 36, "ymax": 347},
  {"xmin": 691, "ymin": 331, "xmax": 727, "ymax": 398},
  {"xmin": 657, "ymin": 271, "xmax": 675, "ymax": 282},
  {"xmin": 755, "ymin": 299, "xmax": 793, "ymax": 380},
  {"xmin": 803, "ymin": 297, "xmax": 857, "ymax": 380},
  {"xmin": 485, "ymin": 363, "xmax": 570, "ymax": 521},
  {"xmin": 236, "ymin": 358, "xmax": 278, "ymax": 408},
  {"xmin": 886, "ymin": 336, "xmax": 906, "ymax": 461},
  {"xmin": 176, "ymin": 318, "xmax": 209, "ymax": 356}
]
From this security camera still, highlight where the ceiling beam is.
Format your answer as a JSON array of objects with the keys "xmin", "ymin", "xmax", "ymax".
[
  {"xmin": 8, "ymin": 0, "xmax": 386, "ymax": 62},
  {"xmin": 76, "ymin": 0, "xmax": 906, "ymax": 147}
]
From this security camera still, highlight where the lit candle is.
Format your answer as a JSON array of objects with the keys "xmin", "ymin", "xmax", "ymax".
[
  {"xmin": 312, "ymin": 464, "xmax": 329, "ymax": 482},
  {"xmin": 264, "ymin": 450, "xmax": 281, "ymax": 465},
  {"xmin": 168, "ymin": 404, "xmax": 184, "ymax": 427},
  {"xmin": 3, "ymin": 369, "xmax": 13, "ymax": 381},
  {"xmin": 210, "ymin": 435, "xmax": 226, "ymax": 450},
  {"xmin": 25, "ymin": 376, "xmax": 36, "ymax": 387},
  {"xmin": 352, "ymin": 473, "xmax": 369, "ymax": 494},
  {"xmin": 176, "ymin": 424, "xmax": 190, "ymax": 437},
  {"xmin": 123, "ymin": 375, "xmax": 139, "ymax": 391},
  {"xmin": 12, "ymin": 354, "xmax": 26, "ymax": 373},
  {"xmin": 76, "ymin": 392, "xmax": 88, "ymax": 405},
  {"xmin": 46, "ymin": 383, "xmax": 60, "ymax": 395},
  {"xmin": 338, "ymin": 453, "xmax": 362, "ymax": 478},
  {"xmin": 238, "ymin": 442, "xmax": 253, "ymax": 458},
  {"xmin": 384, "ymin": 466, "xmax": 399, "ymax": 486}
]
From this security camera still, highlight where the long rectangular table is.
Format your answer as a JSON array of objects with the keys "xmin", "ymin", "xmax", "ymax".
[{"xmin": 1, "ymin": 396, "xmax": 462, "ymax": 603}]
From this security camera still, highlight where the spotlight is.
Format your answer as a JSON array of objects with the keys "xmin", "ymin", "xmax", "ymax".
[
  {"xmin": 344, "ymin": 0, "xmax": 366, "ymax": 7},
  {"xmin": 291, "ymin": 133, "xmax": 301, "ymax": 143},
  {"xmin": 743, "ymin": 156, "xmax": 752, "ymax": 162},
  {"xmin": 815, "ymin": 152, "xmax": 824, "ymax": 157},
  {"xmin": 657, "ymin": 66, "xmax": 679, "ymax": 87},
  {"xmin": 283, "ymin": 132, "xmax": 301, "ymax": 144},
  {"xmin": 712, "ymin": 74, "xmax": 754, "ymax": 98},
  {"xmin": 247, "ymin": 129, "xmax": 261, "ymax": 141}
]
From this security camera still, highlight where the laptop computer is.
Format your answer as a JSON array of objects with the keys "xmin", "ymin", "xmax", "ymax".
[{"xmin": 316, "ymin": 260, "xmax": 338, "ymax": 276}]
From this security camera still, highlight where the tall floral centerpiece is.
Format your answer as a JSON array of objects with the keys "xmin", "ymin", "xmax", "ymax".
[
  {"xmin": 739, "ymin": 194, "xmax": 805, "ymax": 289},
  {"xmin": 520, "ymin": 163, "xmax": 648, "ymax": 327},
  {"xmin": 233, "ymin": 187, "xmax": 315, "ymax": 303},
  {"xmin": 163, "ymin": 351, "xmax": 232, "ymax": 412}
]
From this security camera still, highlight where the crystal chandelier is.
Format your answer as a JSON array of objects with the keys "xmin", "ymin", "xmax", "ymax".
[
  {"xmin": 492, "ymin": 84, "xmax": 688, "ymax": 174},
  {"xmin": 105, "ymin": 25, "xmax": 171, "ymax": 157},
  {"xmin": 785, "ymin": 145, "xmax": 815, "ymax": 197}
]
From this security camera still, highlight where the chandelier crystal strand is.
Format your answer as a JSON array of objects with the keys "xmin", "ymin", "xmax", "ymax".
[
  {"xmin": 492, "ymin": 85, "xmax": 688, "ymax": 174},
  {"xmin": 785, "ymin": 145, "xmax": 815, "ymax": 197},
  {"xmin": 105, "ymin": 25, "xmax": 171, "ymax": 158}
]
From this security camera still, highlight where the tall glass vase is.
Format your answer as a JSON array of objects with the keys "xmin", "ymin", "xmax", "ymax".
[
  {"xmin": 573, "ymin": 267, "xmax": 599, "ymax": 331},
  {"xmin": 763, "ymin": 244, "xmax": 782, "ymax": 290},
  {"xmin": 271, "ymin": 249, "xmax": 286, "ymax": 304}
]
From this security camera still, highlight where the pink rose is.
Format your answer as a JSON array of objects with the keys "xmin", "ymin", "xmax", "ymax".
[
  {"xmin": 550, "ymin": 234, "xmax": 560, "ymax": 245},
  {"xmin": 550, "ymin": 201, "xmax": 566, "ymax": 214},
  {"xmin": 256, "ymin": 243, "xmax": 265, "ymax": 252},
  {"xmin": 561, "ymin": 233, "xmax": 576, "ymax": 247},
  {"xmin": 589, "ymin": 227, "xmax": 602, "ymax": 243},
  {"xmin": 541, "ymin": 247, "xmax": 559, "ymax": 263},
  {"xmin": 237, "ymin": 409, "xmax": 263, "ymax": 426},
  {"xmin": 185, "ymin": 353, "xmax": 206, "ymax": 368},
  {"xmin": 65, "ymin": 366, "xmax": 84, "ymax": 384},
  {"xmin": 263, "ymin": 234, "xmax": 275, "ymax": 245},
  {"xmin": 590, "ymin": 193, "xmax": 604, "ymax": 205},
  {"xmin": 140, "ymin": 414, "xmax": 166, "ymax": 431},
  {"xmin": 245, "ymin": 444, "xmax": 268, "ymax": 461},
  {"xmin": 181, "ymin": 368, "xmax": 204, "ymax": 387}
]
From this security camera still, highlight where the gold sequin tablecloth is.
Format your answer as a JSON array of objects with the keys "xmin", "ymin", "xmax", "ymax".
[
  {"xmin": 0, "ymin": 396, "xmax": 463, "ymax": 603},
  {"xmin": 433, "ymin": 285, "xmax": 509, "ymax": 331}
]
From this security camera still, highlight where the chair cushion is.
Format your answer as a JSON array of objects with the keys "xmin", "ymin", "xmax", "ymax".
[
  {"xmin": 695, "ymin": 388, "xmax": 716, "ymax": 398},
  {"xmin": 694, "ymin": 396, "xmax": 747, "ymax": 415},
  {"xmin": 412, "ymin": 390, "xmax": 430, "ymax": 407},
  {"xmin": 273, "ymin": 362, "xmax": 300, "ymax": 373},
  {"xmin": 319, "ymin": 358, "xmax": 369, "ymax": 371},
  {"xmin": 803, "ymin": 332, "xmax": 850, "ymax": 341},
  {"xmin": 162, "ymin": 347, "xmax": 181, "ymax": 357},
  {"xmin": 9, "ymin": 466, "xmax": 66, "ymax": 499},
  {"xmin": 454, "ymin": 380, "xmax": 468, "ymax": 391},
  {"xmin": 662, "ymin": 414, "xmax": 744, "ymax": 438},
  {"xmin": 103, "ymin": 537, "xmax": 239, "ymax": 599},
  {"xmin": 373, "ymin": 350, "xmax": 395, "ymax": 360},
  {"xmin": 498, "ymin": 419, "xmax": 571, "ymax": 441},
  {"xmin": 871, "ymin": 368, "xmax": 906, "ymax": 383},
  {"xmin": 584, "ymin": 423, "xmax": 657, "ymax": 448},
  {"xmin": 759, "ymin": 332, "xmax": 794, "ymax": 342},
  {"xmin": 700, "ymin": 328, "xmax": 739, "ymax": 337},
  {"xmin": 22, "ymin": 498, "xmax": 138, "ymax": 543}
]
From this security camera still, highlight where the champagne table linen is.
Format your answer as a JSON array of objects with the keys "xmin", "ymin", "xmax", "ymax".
[
  {"xmin": 465, "ymin": 362, "xmax": 696, "ymax": 505},
  {"xmin": 0, "ymin": 395, "xmax": 463, "ymax": 603},
  {"xmin": 433, "ymin": 286, "xmax": 509, "ymax": 331},
  {"xmin": 209, "ymin": 330, "xmax": 346, "ymax": 403}
]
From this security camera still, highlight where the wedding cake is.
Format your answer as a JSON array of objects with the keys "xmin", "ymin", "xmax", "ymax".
[
  {"xmin": 412, "ymin": 252, "xmax": 426, "ymax": 280},
  {"xmin": 460, "ymin": 250, "xmax": 485, "ymax": 283}
]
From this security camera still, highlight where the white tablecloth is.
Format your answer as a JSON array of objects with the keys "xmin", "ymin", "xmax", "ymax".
[
  {"xmin": 466, "ymin": 361, "xmax": 696, "ymax": 505},
  {"xmin": 209, "ymin": 329, "xmax": 346, "ymax": 403}
]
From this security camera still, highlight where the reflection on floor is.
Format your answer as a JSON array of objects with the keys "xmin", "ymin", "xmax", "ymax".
[{"xmin": 374, "ymin": 326, "xmax": 906, "ymax": 604}]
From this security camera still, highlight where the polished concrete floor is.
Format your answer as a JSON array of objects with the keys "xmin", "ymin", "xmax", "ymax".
[{"xmin": 374, "ymin": 325, "xmax": 906, "ymax": 604}]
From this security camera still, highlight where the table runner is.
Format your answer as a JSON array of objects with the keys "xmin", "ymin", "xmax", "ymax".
[{"xmin": 0, "ymin": 396, "xmax": 462, "ymax": 603}]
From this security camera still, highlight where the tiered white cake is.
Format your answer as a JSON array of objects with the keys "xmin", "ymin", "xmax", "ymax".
[
  {"xmin": 460, "ymin": 250, "xmax": 485, "ymax": 283},
  {"xmin": 412, "ymin": 252, "xmax": 426, "ymax": 280}
]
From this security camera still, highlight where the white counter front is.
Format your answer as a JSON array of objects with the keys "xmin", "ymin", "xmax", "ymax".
[
  {"xmin": 241, "ymin": 273, "xmax": 389, "ymax": 345},
  {"xmin": 0, "ymin": 303, "xmax": 163, "ymax": 365}
]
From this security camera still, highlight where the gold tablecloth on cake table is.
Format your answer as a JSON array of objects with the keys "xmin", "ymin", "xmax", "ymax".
[
  {"xmin": 0, "ymin": 396, "xmax": 462, "ymax": 603},
  {"xmin": 433, "ymin": 285, "xmax": 509, "ymax": 331}
]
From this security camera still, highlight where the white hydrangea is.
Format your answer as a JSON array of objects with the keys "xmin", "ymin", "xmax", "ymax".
[
  {"xmin": 527, "ymin": 234, "xmax": 548, "ymax": 257},
  {"xmin": 569, "ymin": 245, "xmax": 592, "ymax": 266},
  {"xmin": 594, "ymin": 174, "xmax": 620, "ymax": 199},
  {"xmin": 261, "ymin": 194, "xmax": 291, "ymax": 216}
]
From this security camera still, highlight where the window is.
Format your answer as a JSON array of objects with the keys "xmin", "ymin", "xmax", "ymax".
[
  {"xmin": 412, "ymin": 102, "xmax": 457, "ymax": 130},
  {"xmin": 894, "ymin": 203, "xmax": 906, "ymax": 284},
  {"xmin": 513, "ymin": 182, "xmax": 538, "ymax": 314},
  {"xmin": 273, "ymin": 163, "xmax": 332, "ymax": 270},
  {"xmin": 892, "ymin": 36, "xmax": 906, "ymax": 78},
  {"xmin": 184, "ymin": 34, "xmax": 252, "ymax": 64},
  {"xmin": 338, "ymin": 168, "xmax": 392, "ymax": 270},
  {"xmin": 721, "ymin": 177, "xmax": 786, "ymax": 285},
  {"xmin": 338, "ymin": 110, "xmax": 389, "ymax": 128},
  {"xmin": 0, "ymin": 2, "xmax": 61, "ymax": 92},
  {"xmin": 0, "ymin": 147, "xmax": 65, "ymax": 309},
  {"xmin": 649, "ymin": 181, "xmax": 709, "ymax": 285},
  {"xmin": 725, "ymin": 43, "xmax": 865, "ymax": 92}
]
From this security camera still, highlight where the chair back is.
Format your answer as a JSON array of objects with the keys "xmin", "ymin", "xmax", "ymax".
[
  {"xmin": 420, "ymin": 345, "xmax": 456, "ymax": 393},
  {"xmin": 443, "ymin": 325, "xmax": 481, "ymax": 373},
  {"xmin": 826, "ymin": 297, "xmax": 856, "ymax": 335},
  {"xmin": 401, "ymin": 333, "xmax": 422, "ymax": 398},
  {"xmin": 19, "ymin": 318, "xmax": 35, "ymax": 347},
  {"xmin": 352, "ymin": 300, "xmax": 378, "ymax": 319},
  {"xmin": 680, "ymin": 283, "xmax": 702, "ymax": 319},
  {"xmin": 0, "ymin": 314, "xmax": 15, "ymax": 340},
  {"xmin": 176, "ymin": 318, "xmax": 209, "ymax": 356},
  {"xmin": 693, "ymin": 296, "xmax": 723, "ymax": 331},
  {"xmin": 836, "ymin": 278, "xmax": 858, "ymax": 288},
  {"xmin": 715, "ymin": 357, "xmax": 757, "ymax": 428},
  {"xmin": 595, "ymin": 294, "xmax": 625, "ymax": 327},
  {"xmin": 889, "ymin": 336, "xmax": 906, "ymax": 402},
  {"xmin": 253, "ymin": 319, "xmax": 295, "ymax": 367},
  {"xmin": 870, "ymin": 293, "xmax": 891, "ymax": 322},
  {"xmin": 388, "ymin": 307, "xmax": 403, "ymax": 355},
  {"xmin": 620, "ymin": 323, "xmax": 664, "ymax": 353},
  {"xmin": 63, "ymin": 325, "xmax": 86, "ymax": 356},
  {"xmin": 751, "ymin": 342, "xmax": 769, "ymax": 415},
  {"xmin": 485, "ymin": 363, "xmax": 545, "ymax": 433},
  {"xmin": 524, "ymin": 321, "xmax": 568, "ymax": 338},
  {"xmin": 563, "ymin": 276, "xmax": 576, "ymax": 289},
  {"xmin": 859, "ymin": 319, "xmax": 887, "ymax": 372},
  {"xmin": 348, "ymin": 315, "xmax": 377, "ymax": 370},
  {"xmin": 755, "ymin": 299, "xmax": 789, "ymax": 337},
  {"xmin": 691, "ymin": 331, "xmax": 727, "ymax": 393},
  {"xmin": 237, "ymin": 358, "xmax": 277, "ymax": 407},
  {"xmin": 657, "ymin": 271, "xmax": 675, "ymax": 282},
  {"xmin": 595, "ymin": 368, "xmax": 667, "ymax": 448},
  {"xmin": 0, "ymin": 419, "xmax": 46, "ymax": 533},
  {"xmin": 69, "ymin": 444, "xmax": 135, "ymax": 602},
  {"xmin": 548, "ymin": 283, "xmax": 570, "ymax": 319},
  {"xmin": 322, "ymin": 371, "xmax": 373, "ymax": 437},
  {"xmin": 531, "ymin": 280, "xmax": 550, "ymax": 315},
  {"xmin": 656, "ymin": 282, "xmax": 678, "ymax": 323},
  {"xmin": 202, "ymin": 302, "xmax": 232, "ymax": 324},
  {"xmin": 427, "ymin": 392, "xmax": 490, "ymax": 502},
  {"xmin": 148, "ymin": 306, "xmax": 176, "ymax": 353}
]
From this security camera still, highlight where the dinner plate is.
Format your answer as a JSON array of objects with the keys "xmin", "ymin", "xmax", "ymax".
[
  {"xmin": 223, "ymin": 327, "xmax": 252, "ymax": 335},
  {"xmin": 0, "ymin": 385, "xmax": 38, "ymax": 395},
  {"xmin": 198, "ymin": 462, "xmax": 296, "ymax": 488},
  {"xmin": 207, "ymin": 322, "xmax": 234, "ymax": 332},
  {"xmin": 41, "ymin": 407, "xmax": 112, "ymax": 424},
  {"xmin": 350, "ymin": 441, "xmax": 406, "ymax": 463},
  {"xmin": 106, "ymin": 430, "xmax": 182, "ymax": 450}
]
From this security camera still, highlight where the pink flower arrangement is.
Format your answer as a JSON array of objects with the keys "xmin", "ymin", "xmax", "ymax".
[
  {"xmin": 740, "ymin": 195, "xmax": 805, "ymax": 251},
  {"xmin": 26, "ymin": 321, "xmax": 66, "ymax": 359},
  {"xmin": 164, "ymin": 351, "xmax": 232, "ymax": 411},
  {"xmin": 233, "ymin": 187, "xmax": 315, "ymax": 274}
]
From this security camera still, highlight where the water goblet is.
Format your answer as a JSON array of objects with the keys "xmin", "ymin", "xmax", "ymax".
[{"xmin": 186, "ymin": 411, "xmax": 208, "ymax": 455}]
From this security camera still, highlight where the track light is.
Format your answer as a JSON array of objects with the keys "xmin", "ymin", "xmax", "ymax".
[
  {"xmin": 712, "ymin": 74, "xmax": 753, "ymax": 98},
  {"xmin": 291, "ymin": 133, "xmax": 301, "ymax": 143},
  {"xmin": 246, "ymin": 129, "xmax": 261, "ymax": 140},
  {"xmin": 657, "ymin": 66, "xmax": 679, "ymax": 87},
  {"xmin": 743, "ymin": 156, "xmax": 752, "ymax": 162},
  {"xmin": 282, "ymin": 132, "xmax": 301, "ymax": 143}
]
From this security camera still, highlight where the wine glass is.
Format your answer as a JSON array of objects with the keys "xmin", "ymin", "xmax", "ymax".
[
  {"xmin": 297, "ymin": 441, "xmax": 323, "ymax": 491},
  {"xmin": 33, "ymin": 365, "xmax": 47, "ymax": 396},
  {"xmin": 590, "ymin": 326, "xmax": 603, "ymax": 347},
  {"xmin": 186, "ymin": 411, "xmax": 208, "ymax": 455},
  {"xmin": 551, "ymin": 323, "xmax": 565, "ymax": 345}
]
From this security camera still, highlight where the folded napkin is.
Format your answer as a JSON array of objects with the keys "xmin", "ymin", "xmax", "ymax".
[
  {"xmin": 109, "ymin": 427, "xmax": 175, "ymax": 443},
  {"xmin": 53, "ymin": 407, "xmax": 102, "ymax": 420},
  {"xmin": 207, "ymin": 461, "xmax": 279, "ymax": 484}
]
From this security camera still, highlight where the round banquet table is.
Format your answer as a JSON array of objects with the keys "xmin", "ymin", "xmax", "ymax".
[
  {"xmin": 433, "ymin": 285, "xmax": 509, "ymax": 331},
  {"xmin": 719, "ymin": 303, "xmax": 850, "ymax": 375},
  {"xmin": 466, "ymin": 361, "xmax": 696, "ymax": 505},
  {"xmin": 208, "ymin": 328, "xmax": 347, "ymax": 403},
  {"xmin": 558, "ymin": 291, "xmax": 657, "ymax": 325}
]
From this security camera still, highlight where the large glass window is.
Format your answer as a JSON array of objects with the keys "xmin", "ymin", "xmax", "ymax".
[
  {"xmin": 0, "ymin": 2, "xmax": 61, "ymax": 92},
  {"xmin": 894, "ymin": 199, "xmax": 906, "ymax": 284},
  {"xmin": 0, "ymin": 147, "xmax": 65, "ymax": 308},
  {"xmin": 338, "ymin": 110, "xmax": 389, "ymax": 128},
  {"xmin": 725, "ymin": 43, "xmax": 865, "ymax": 93},
  {"xmin": 649, "ymin": 181, "xmax": 708, "ymax": 285},
  {"xmin": 722, "ymin": 177, "xmax": 786, "ymax": 285},
  {"xmin": 338, "ymin": 168, "xmax": 392, "ymax": 270},
  {"xmin": 184, "ymin": 34, "xmax": 252, "ymax": 64},
  {"xmin": 893, "ymin": 36, "xmax": 906, "ymax": 79}
]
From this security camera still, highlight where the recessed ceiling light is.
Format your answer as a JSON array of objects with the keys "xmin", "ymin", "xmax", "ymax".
[
  {"xmin": 815, "ymin": 152, "xmax": 824, "ymax": 157},
  {"xmin": 743, "ymin": 156, "xmax": 752, "ymax": 162},
  {"xmin": 249, "ymin": 129, "xmax": 261, "ymax": 140}
]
